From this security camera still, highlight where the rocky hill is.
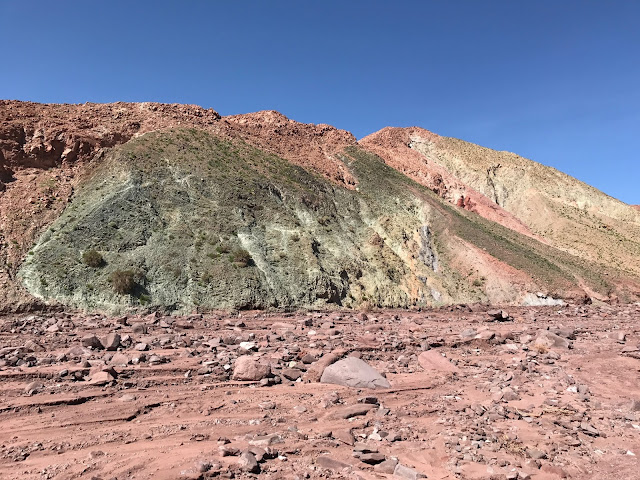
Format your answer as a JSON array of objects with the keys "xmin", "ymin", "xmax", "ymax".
[
  {"xmin": 1, "ymin": 101, "xmax": 639, "ymax": 313},
  {"xmin": 361, "ymin": 128, "xmax": 640, "ymax": 281}
]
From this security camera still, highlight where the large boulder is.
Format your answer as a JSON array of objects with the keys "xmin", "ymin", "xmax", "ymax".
[
  {"xmin": 232, "ymin": 356, "xmax": 271, "ymax": 381},
  {"xmin": 320, "ymin": 357, "xmax": 391, "ymax": 389}
]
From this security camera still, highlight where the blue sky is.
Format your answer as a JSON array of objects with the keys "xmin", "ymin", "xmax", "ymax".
[{"xmin": 2, "ymin": 1, "xmax": 638, "ymax": 203}]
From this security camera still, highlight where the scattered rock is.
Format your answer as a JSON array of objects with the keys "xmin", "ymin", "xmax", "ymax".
[
  {"xmin": 102, "ymin": 333, "xmax": 121, "ymax": 351},
  {"xmin": 394, "ymin": 463, "xmax": 427, "ymax": 479},
  {"xmin": 89, "ymin": 371, "xmax": 115, "ymax": 386},
  {"xmin": 281, "ymin": 368, "xmax": 303, "ymax": 380},
  {"xmin": 375, "ymin": 457, "xmax": 399, "ymax": 474},
  {"xmin": 418, "ymin": 350, "xmax": 459, "ymax": 373},
  {"xmin": 303, "ymin": 350, "xmax": 344, "ymax": 382},
  {"xmin": 238, "ymin": 451, "xmax": 259, "ymax": 473},
  {"xmin": 316, "ymin": 456, "xmax": 351, "ymax": 471},
  {"xmin": 535, "ymin": 330, "xmax": 571, "ymax": 349},
  {"xmin": 326, "ymin": 404, "xmax": 377, "ymax": 420},
  {"xmin": 320, "ymin": 357, "xmax": 391, "ymax": 389},
  {"xmin": 487, "ymin": 309, "xmax": 512, "ymax": 321},
  {"xmin": 333, "ymin": 430, "xmax": 355, "ymax": 446},
  {"xmin": 359, "ymin": 452, "xmax": 386, "ymax": 464},
  {"xmin": 81, "ymin": 335, "xmax": 104, "ymax": 349},
  {"xmin": 24, "ymin": 381, "xmax": 43, "ymax": 395},
  {"xmin": 232, "ymin": 356, "xmax": 271, "ymax": 381}
]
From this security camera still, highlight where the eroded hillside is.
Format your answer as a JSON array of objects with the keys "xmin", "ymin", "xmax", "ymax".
[
  {"xmin": 0, "ymin": 101, "xmax": 355, "ymax": 311},
  {"xmin": 1, "ymin": 101, "xmax": 639, "ymax": 312},
  {"xmin": 360, "ymin": 128, "xmax": 640, "ymax": 280}
]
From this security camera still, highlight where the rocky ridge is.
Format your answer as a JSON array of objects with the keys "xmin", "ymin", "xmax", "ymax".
[
  {"xmin": 359, "ymin": 127, "xmax": 539, "ymax": 240},
  {"xmin": 360, "ymin": 127, "xmax": 640, "ymax": 279},
  {"xmin": 0, "ymin": 101, "xmax": 356, "ymax": 311},
  {"xmin": 1, "ymin": 101, "xmax": 639, "ymax": 312}
]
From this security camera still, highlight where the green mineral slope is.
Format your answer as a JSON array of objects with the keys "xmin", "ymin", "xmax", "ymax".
[{"xmin": 18, "ymin": 128, "xmax": 639, "ymax": 313}]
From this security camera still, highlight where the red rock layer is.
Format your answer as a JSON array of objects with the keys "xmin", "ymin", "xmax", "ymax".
[
  {"xmin": 222, "ymin": 111, "xmax": 357, "ymax": 187},
  {"xmin": 359, "ymin": 127, "xmax": 540, "ymax": 240},
  {"xmin": 0, "ymin": 101, "xmax": 358, "ymax": 310},
  {"xmin": 0, "ymin": 101, "xmax": 221, "ymax": 180}
]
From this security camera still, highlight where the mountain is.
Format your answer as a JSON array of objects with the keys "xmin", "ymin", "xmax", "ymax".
[
  {"xmin": 361, "ymin": 128, "xmax": 640, "ymax": 279},
  {"xmin": 1, "ymin": 101, "xmax": 638, "ymax": 313}
]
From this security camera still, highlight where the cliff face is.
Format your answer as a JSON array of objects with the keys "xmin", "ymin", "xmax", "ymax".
[{"xmin": 1, "ymin": 101, "xmax": 639, "ymax": 312}]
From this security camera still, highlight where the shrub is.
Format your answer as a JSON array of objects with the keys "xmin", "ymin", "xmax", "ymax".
[
  {"xmin": 472, "ymin": 276, "xmax": 487, "ymax": 287},
  {"xmin": 359, "ymin": 300, "xmax": 373, "ymax": 312},
  {"xmin": 230, "ymin": 247, "xmax": 252, "ymax": 267},
  {"xmin": 200, "ymin": 270, "xmax": 215, "ymax": 284},
  {"xmin": 109, "ymin": 269, "xmax": 137, "ymax": 295},
  {"xmin": 533, "ymin": 344, "xmax": 549, "ymax": 354},
  {"xmin": 82, "ymin": 249, "xmax": 104, "ymax": 268},
  {"xmin": 369, "ymin": 232, "xmax": 383, "ymax": 246},
  {"xmin": 317, "ymin": 215, "xmax": 331, "ymax": 226},
  {"xmin": 216, "ymin": 244, "xmax": 230, "ymax": 254}
]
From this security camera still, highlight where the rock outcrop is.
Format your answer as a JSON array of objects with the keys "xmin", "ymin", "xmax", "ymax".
[
  {"xmin": 361, "ymin": 126, "xmax": 640, "ymax": 278},
  {"xmin": 0, "ymin": 101, "xmax": 639, "ymax": 312}
]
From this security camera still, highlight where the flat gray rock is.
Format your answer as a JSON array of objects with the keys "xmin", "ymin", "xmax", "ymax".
[
  {"xmin": 394, "ymin": 463, "xmax": 427, "ymax": 479},
  {"xmin": 316, "ymin": 456, "xmax": 351, "ymax": 471},
  {"xmin": 320, "ymin": 357, "xmax": 391, "ymax": 389}
]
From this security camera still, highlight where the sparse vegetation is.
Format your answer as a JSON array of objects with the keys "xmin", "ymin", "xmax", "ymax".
[
  {"xmin": 230, "ymin": 247, "xmax": 252, "ymax": 267},
  {"xmin": 359, "ymin": 300, "xmax": 373, "ymax": 312},
  {"xmin": 317, "ymin": 215, "xmax": 331, "ymax": 226},
  {"xmin": 200, "ymin": 270, "xmax": 216, "ymax": 285},
  {"xmin": 533, "ymin": 344, "xmax": 549, "ymax": 354},
  {"xmin": 216, "ymin": 244, "xmax": 230, "ymax": 254},
  {"xmin": 109, "ymin": 269, "xmax": 137, "ymax": 295},
  {"xmin": 82, "ymin": 249, "xmax": 104, "ymax": 268},
  {"xmin": 17, "ymin": 128, "xmax": 636, "ymax": 313},
  {"xmin": 369, "ymin": 232, "xmax": 383, "ymax": 246}
]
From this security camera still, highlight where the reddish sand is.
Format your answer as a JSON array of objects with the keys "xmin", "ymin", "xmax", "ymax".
[{"xmin": 1, "ymin": 305, "xmax": 639, "ymax": 479}]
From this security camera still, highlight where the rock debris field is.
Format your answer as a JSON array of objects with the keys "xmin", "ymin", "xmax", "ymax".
[{"xmin": 1, "ymin": 304, "xmax": 639, "ymax": 480}]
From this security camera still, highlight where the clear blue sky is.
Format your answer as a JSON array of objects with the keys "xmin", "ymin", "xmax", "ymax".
[{"xmin": 2, "ymin": 1, "xmax": 638, "ymax": 203}]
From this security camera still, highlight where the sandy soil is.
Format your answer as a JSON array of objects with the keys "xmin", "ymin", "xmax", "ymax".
[{"xmin": 1, "ymin": 304, "xmax": 639, "ymax": 479}]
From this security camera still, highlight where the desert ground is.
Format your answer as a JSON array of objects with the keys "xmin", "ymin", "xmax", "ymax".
[{"xmin": 1, "ymin": 303, "xmax": 639, "ymax": 480}]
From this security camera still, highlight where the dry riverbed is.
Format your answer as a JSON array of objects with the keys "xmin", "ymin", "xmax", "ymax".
[{"xmin": 1, "ymin": 304, "xmax": 639, "ymax": 479}]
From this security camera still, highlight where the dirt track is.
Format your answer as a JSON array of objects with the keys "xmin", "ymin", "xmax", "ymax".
[{"xmin": 1, "ymin": 304, "xmax": 639, "ymax": 479}]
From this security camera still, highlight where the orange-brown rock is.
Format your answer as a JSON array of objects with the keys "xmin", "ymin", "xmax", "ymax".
[{"xmin": 359, "ymin": 127, "xmax": 538, "ymax": 239}]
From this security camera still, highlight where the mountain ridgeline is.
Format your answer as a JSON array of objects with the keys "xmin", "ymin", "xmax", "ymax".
[{"xmin": 1, "ymin": 101, "xmax": 639, "ymax": 313}]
